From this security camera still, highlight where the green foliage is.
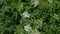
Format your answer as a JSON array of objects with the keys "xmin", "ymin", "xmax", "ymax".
[{"xmin": 0, "ymin": 0, "xmax": 60, "ymax": 34}]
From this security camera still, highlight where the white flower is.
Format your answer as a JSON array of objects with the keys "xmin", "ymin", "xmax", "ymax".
[
  {"xmin": 22, "ymin": 11, "xmax": 30, "ymax": 18},
  {"xmin": 24, "ymin": 24, "xmax": 31, "ymax": 31},
  {"xmin": 34, "ymin": 0, "xmax": 39, "ymax": 7},
  {"xmin": 31, "ymin": 0, "xmax": 39, "ymax": 7}
]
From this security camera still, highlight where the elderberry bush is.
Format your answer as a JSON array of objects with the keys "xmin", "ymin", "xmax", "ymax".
[{"xmin": 0, "ymin": 0, "xmax": 60, "ymax": 34}]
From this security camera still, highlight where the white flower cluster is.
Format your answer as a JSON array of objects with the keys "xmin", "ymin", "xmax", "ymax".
[
  {"xmin": 34, "ymin": 0, "xmax": 39, "ymax": 7},
  {"xmin": 31, "ymin": 0, "xmax": 39, "ymax": 7},
  {"xmin": 22, "ymin": 11, "xmax": 30, "ymax": 18},
  {"xmin": 24, "ymin": 24, "xmax": 31, "ymax": 31}
]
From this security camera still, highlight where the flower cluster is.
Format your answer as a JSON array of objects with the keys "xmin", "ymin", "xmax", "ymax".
[
  {"xmin": 22, "ymin": 11, "xmax": 30, "ymax": 18},
  {"xmin": 24, "ymin": 24, "xmax": 31, "ymax": 31}
]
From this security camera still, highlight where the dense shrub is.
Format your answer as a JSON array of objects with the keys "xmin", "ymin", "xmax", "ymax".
[{"xmin": 0, "ymin": 0, "xmax": 60, "ymax": 34}]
